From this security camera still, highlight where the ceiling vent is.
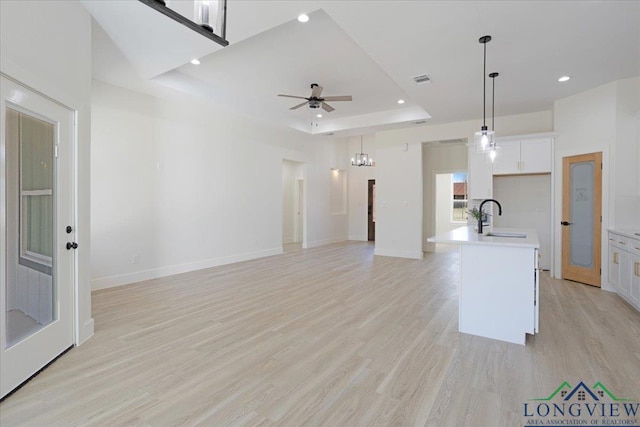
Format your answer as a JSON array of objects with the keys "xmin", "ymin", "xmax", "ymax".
[
  {"xmin": 412, "ymin": 74, "xmax": 431, "ymax": 84},
  {"xmin": 413, "ymin": 120, "xmax": 427, "ymax": 125}
]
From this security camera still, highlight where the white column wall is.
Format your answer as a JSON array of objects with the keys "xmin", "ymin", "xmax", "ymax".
[{"xmin": 373, "ymin": 142, "xmax": 424, "ymax": 259}]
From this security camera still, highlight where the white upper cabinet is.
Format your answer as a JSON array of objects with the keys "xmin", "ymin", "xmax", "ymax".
[{"xmin": 493, "ymin": 138, "xmax": 552, "ymax": 175}]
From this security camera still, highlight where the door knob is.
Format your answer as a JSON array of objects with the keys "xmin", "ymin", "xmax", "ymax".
[
  {"xmin": 66, "ymin": 242, "xmax": 78, "ymax": 250},
  {"xmin": 560, "ymin": 221, "xmax": 572, "ymax": 226}
]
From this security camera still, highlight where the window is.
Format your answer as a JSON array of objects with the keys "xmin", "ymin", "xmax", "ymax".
[
  {"xmin": 18, "ymin": 110, "xmax": 55, "ymax": 266},
  {"xmin": 452, "ymin": 172, "xmax": 468, "ymax": 222}
]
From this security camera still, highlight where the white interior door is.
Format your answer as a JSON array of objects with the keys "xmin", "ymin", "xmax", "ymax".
[{"xmin": 1, "ymin": 76, "xmax": 75, "ymax": 398}]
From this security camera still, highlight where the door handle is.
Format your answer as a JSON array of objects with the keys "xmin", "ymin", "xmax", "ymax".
[
  {"xmin": 560, "ymin": 221, "xmax": 572, "ymax": 226},
  {"xmin": 66, "ymin": 242, "xmax": 78, "ymax": 250}
]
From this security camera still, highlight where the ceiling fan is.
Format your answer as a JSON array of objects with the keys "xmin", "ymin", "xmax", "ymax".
[{"xmin": 278, "ymin": 83, "xmax": 352, "ymax": 112}]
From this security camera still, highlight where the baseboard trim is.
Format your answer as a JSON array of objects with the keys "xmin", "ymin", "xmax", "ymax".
[
  {"xmin": 91, "ymin": 247, "xmax": 283, "ymax": 291},
  {"xmin": 348, "ymin": 234, "xmax": 369, "ymax": 241},
  {"xmin": 374, "ymin": 248, "xmax": 424, "ymax": 260},
  {"xmin": 78, "ymin": 318, "xmax": 94, "ymax": 345}
]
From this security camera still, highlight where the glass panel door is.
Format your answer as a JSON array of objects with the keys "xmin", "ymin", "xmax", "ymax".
[
  {"xmin": 5, "ymin": 108, "xmax": 56, "ymax": 347},
  {"xmin": 1, "ymin": 76, "xmax": 75, "ymax": 399},
  {"xmin": 569, "ymin": 161, "xmax": 594, "ymax": 268},
  {"xmin": 561, "ymin": 152, "xmax": 602, "ymax": 287}
]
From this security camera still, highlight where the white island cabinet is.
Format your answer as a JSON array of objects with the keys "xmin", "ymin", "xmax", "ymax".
[
  {"xmin": 608, "ymin": 230, "xmax": 640, "ymax": 311},
  {"xmin": 428, "ymin": 226, "xmax": 540, "ymax": 345}
]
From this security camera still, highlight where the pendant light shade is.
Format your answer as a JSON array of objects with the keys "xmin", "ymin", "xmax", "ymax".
[
  {"xmin": 351, "ymin": 135, "xmax": 374, "ymax": 167},
  {"xmin": 474, "ymin": 35, "xmax": 495, "ymax": 153}
]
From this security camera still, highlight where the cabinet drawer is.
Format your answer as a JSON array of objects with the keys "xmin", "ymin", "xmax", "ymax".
[
  {"xmin": 630, "ymin": 237, "xmax": 640, "ymax": 256},
  {"xmin": 612, "ymin": 235, "xmax": 630, "ymax": 250}
]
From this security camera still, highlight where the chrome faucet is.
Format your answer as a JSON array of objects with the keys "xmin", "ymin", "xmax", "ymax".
[{"xmin": 478, "ymin": 199, "xmax": 502, "ymax": 234}]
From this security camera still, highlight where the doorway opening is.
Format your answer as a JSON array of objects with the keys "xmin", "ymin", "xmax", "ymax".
[
  {"xmin": 435, "ymin": 172, "xmax": 468, "ymax": 235},
  {"xmin": 282, "ymin": 160, "xmax": 305, "ymax": 250},
  {"xmin": 368, "ymin": 180, "xmax": 375, "ymax": 241}
]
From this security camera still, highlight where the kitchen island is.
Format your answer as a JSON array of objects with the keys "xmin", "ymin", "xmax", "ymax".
[{"xmin": 428, "ymin": 226, "xmax": 540, "ymax": 345}]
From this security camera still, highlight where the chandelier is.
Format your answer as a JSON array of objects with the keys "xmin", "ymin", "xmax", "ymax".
[{"xmin": 351, "ymin": 135, "xmax": 374, "ymax": 167}]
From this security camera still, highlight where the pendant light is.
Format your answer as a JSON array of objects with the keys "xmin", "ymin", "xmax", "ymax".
[
  {"xmin": 139, "ymin": 0, "xmax": 229, "ymax": 47},
  {"xmin": 474, "ymin": 35, "xmax": 494, "ymax": 152},
  {"xmin": 488, "ymin": 72, "xmax": 499, "ymax": 161},
  {"xmin": 351, "ymin": 135, "xmax": 374, "ymax": 167}
]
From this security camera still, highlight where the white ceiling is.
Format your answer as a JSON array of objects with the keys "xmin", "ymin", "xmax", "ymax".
[{"xmin": 87, "ymin": 0, "xmax": 640, "ymax": 137}]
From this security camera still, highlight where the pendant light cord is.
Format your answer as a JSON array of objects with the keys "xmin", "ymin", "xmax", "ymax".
[
  {"xmin": 483, "ymin": 41, "xmax": 486, "ymax": 128},
  {"xmin": 491, "ymin": 74, "xmax": 495, "ymax": 130},
  {"xmin": 489, "ymin": 72, "xmax": 499, "ymax": 131}
]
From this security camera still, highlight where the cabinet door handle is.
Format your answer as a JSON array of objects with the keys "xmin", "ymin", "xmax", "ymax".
[
  {"xmin": 635, "ymin": 262, "xmax": 640, "ymax": 277},
  {"xmin": 619, "ymin": 241, "xmax": 627, "ymax": 245},
  {"xmin": 613, "ymin": 252, "xmax": 619, "ymax": 264}
]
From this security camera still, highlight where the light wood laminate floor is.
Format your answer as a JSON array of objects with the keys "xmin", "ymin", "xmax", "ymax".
[{"xmin": 1, "ymin": 242, "xmax": 639, "ymax": 426}]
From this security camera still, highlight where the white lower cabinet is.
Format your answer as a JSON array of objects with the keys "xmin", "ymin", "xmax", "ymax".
[{"xmin": 608, "ymin": 230, "xmax": 640, "ymax": 311}]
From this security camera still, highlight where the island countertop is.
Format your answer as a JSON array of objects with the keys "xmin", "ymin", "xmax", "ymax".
[{"xmin": 428, "ymin": 226, "xmax": 540, "ymax": 249}]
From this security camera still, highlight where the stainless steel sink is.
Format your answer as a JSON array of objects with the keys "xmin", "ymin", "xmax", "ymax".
[{"xmin": 486, "ymin": 232, "xmax": 527, "ymax": 238}]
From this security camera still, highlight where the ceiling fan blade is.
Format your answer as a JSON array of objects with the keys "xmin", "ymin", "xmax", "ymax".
[
  {"xmin": 290, "ymin": 101, "xmax": 309, "ymax": 110},
  {"xmin": 278, "ymin": 94, "xmax": 308, "ymax": 100},
  {"xmin": 311, "ymin": 85, "xmax": 323, "ymax": 98},
  {"xmin": 321, "ymin": 102, "xmax": 335, "ymax": 112},
  {"xmin": 321, "ymin": 96, "xmax": 352, "ymax": 102}
]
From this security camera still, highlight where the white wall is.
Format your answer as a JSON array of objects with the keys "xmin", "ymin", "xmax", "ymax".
[
  {"xmin": 91, "ymin": 81, "xmax": 348, "ymax": 289},
  {"xmin": 1, "ymin": 0, "xmax": 94, "ymax": 343},
  {"xmin": 493, "ymin": 175, "xmax": 552, "ymax": 270},
  {"xmin": 553, "ymin": 76, "xmax": 640, "ymax": 291},
  {"xmin": 373, "ymin": 142, "xmax": 423, "ymax": 259},
  {"xmin": 435, "ymin": 174, "xmax": 457, "ymax": 235},
  {"xmin": 347, "ymin": 134, "xmax": 376, "ymax": 241},
  {"xmin": 614, "ymin": 77, "xmax": 640, "ymax": 229},
  {"xmin": 374, "ymin": 111, "xmax": 552, "ymax": 258}
]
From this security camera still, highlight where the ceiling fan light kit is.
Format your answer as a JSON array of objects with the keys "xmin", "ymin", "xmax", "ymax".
[
  {"xmin": 352, "ymin": 135, "xmax": 374, "ymax": 167},
  {"xmin": 139, "ymin": 0, "xmax": 229, "ymax": 47},
  {"xmin": 278, "ymin": 83, "xmax": 353, "ymax": 113},
  {"xmin": 474, "ymin": 35, "xmax": 495, "ymax": 156}
]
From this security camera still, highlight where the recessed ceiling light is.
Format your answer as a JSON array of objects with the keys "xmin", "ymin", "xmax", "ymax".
[
  {"xmin": 397, "ymin": 99, "xmax": 405, "ymax": 104},
  {"xmin": 316, "ymin": 114, "xmax": 322, "ymax": 118},
  {"xmin": 298, "ymin": 14, "xmax": 309, "ymax": 23},
  {"xmin": 558, "ymin": 75, "xmax": 571, "ymax": 82},
  {"xmin": 190, "ymin": 58, "xmax": 201, "ymax": 65}
]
